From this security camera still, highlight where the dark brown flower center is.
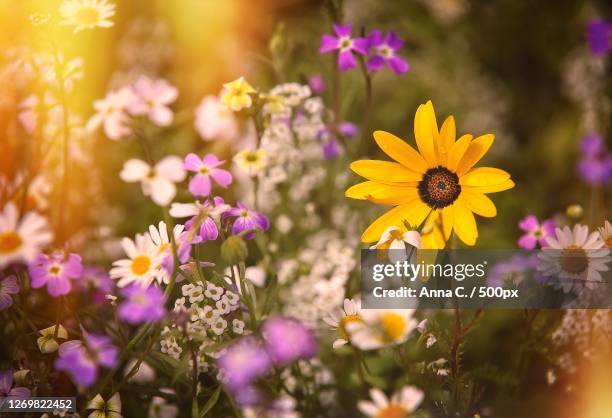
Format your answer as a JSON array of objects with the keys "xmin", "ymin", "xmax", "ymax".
[
  {"xmin": 418, "ymin": 166, "xmax": 461, "ymax": 209},
  {"xmin": 560, "ymin": 247, "xmax": 588, "ymax": 274}
]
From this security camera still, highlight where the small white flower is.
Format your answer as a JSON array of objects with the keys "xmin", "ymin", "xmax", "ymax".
[
  {"xmin": 86, "ymin": 86, "xmax": 135, "ymax": 140},
  {"xmin": 323, "ymin": 298, "xmax": 361, "ymax": 349},
  {"xmin": 198, "ymin": 305, "xmax": 218, "ymax": 325},
  {"xmin": 426, "ymin": 334, "xmax": 437, "ymax": 348},
  {"xmin": 181, "ymin": 284, "xmax": 204, "ymax": 304},
  {"xmin": 211, "ymin": 317, "xmax": 228, "ymax": 335},
  {"xmin": 124, "ymin": 359, "xmax": 155, "ymax": 384},
  {"xmin": 216, "ymin": 296, "xmax": 231, "ymax": 315},
  {"xmin": 37, "ymin": 325, "xmax": 68, "ymax": 354},
  {"xmin": 370, "ymin": 226, "xmax": 420, "ymax": 263},
  {"xmin": 204, "ymin": 283, "xmax": 223, "ymax": 301},
  {"xmin": 59, "ymin": 0, "xmax": 115, "ymax": 33},
  {"xmin": 225, "ymin": 291, "xmax": 240, "ymax": 306},
  {"xmin": 120, "ymin": 156, "xmax": 186, "ymax": 206},
  {"xmin": 232, "ymin": 319, "xmax": 245, "ymax": 334},
  {"xmin": 358, "ymin": 386, "xmax": 424, "ymax": 417}
]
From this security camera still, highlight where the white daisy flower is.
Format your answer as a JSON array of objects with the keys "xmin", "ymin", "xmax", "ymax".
[
  {"xmin": 119, "ymin": 156, "xmax": 186, "ymax": 206},
  {"xmin": 370, "ymin": 226, "xmax": 420, "ymax": 263},
  {"xmin": 358, "ymin": 386, "xmax": 424, "ymax": 418},
  {"xmin": 148, "ymin": 221, "xmax": 185, "ymax": 262},
  {"xmin": 109, "ymin": 233, "xmax": 166, "ymax": 288},
  {"xmin": 59, "ymin": 0, "xmax": 115, "ymax": 33},
  {"xmin": 323, "ymin": 298, "xmax": 362, "ymax": 349},
  {"xmin": 0, "ymin": 203, "xmax": 53, "ymax": 268},
  {"xmin": 346, "ymin": 309, "xmax": 418, "ymax": 350},
  {"xmin": 539, "ymin": 224, "xmax": 610, "ymax": 293}
]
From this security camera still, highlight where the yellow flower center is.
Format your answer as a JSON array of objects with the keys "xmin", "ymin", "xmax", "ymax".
[
  {"xmin": 338, "ymin": 314, "xmax": 361, "ymax": 340},
  {"xmin": 560, "ymin": 245, "xmax": 588, "ymax": 274},
  {"xmin": 418, "ymin": 166, "xmax": 461, "ymax": 209},
  {"xmin": 244, "ymin": 152, "xmax": 259, "ymax": 163},
  {"xmin": 339, "ymin": 36, "xmax": 353, "ymax": 51},
  {"xmin": 0, "ymin": 231, "xmax": 22, "ymax": 253},
  {"xmin": 376, "ymin": 404, "xmax": 408, "ymax": 418},
  {"xmin": 199, "ymin": 166, "xmax": 210, "ymax": 174},
  {"xmin": 131, "ymin": 256, "xmax": 151, "ymax": 276},
  {"xmin": 381, "ymin": 313, "xmax": 406, "ymax": 342},
  {"xmin": 48, "ymin": 265, "xmax": 62, "ymax": 276},
  {"xmin": 389, "ymin": 229, "xmax": 404, "ymax": 241},
  {"xmin": 75, "ymin": 7, "xmax": 100, "ymax": 25}
]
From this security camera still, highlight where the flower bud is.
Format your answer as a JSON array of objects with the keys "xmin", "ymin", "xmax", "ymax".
[{"xmin": 221, "ymin": 236, "xmax": 248, "ymax": 265}]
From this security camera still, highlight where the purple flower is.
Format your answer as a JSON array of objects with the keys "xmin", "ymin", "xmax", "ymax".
[
  {"xmin": 218, "ymin": 337, "xmax": 272, "ymax": 390},
  {"xmin": 518, "ymin": 215, "xmax": 556, "ymax": 250},
  {"xmin": 366, "ymin": 30, "xmax": 409, "ymax": 74},
  {"xmin": 577, "ymin": 134, "xmax": 612, "ymax": 185},
  {"xmin": 76, "ymin": 267, "xmax": 113, "ymax": 303},
  {"xmin": 118, "ymin": 284, "xmax": 166, "ymax": 324},
  {"xmin": 338, "ymin": 121, "xmax": 359, "ymax": 138},
  {"xmin": 308, "ymin": 74, "xmax": 325, "ymax": 94},
  {"xmin": 323, "ymin": 138, "xmax": 341, "ymax": 159},
  {"xmin": 0, "ymin": 370, "xmax": 30, "ymax": 399},
  {"xmin": 172, "ymin": 197, "xmax": 230, "ymax": 243},
  {"xmin": 55, "ymin": 333, "xmax": 118, "ymax": 388},
  {"xmin": 29, "ymin": 252, "xmax": 84, "ymax": 297},
  {"xmin": 184, "ymin": 153, "xmax": 233, "ymax": 197},
  {"xmin": 0, "ymin": 275, "xmax": 19, "ymax": 311},
  {"xmin": 225, "ymin": 203, "xmax": 269, "ymax": 239},
  {"xmin": 320, "ymin": 24, "xmax": 368, "ymax": 71},
  {"xmin": 262, "ymin": 316, "xmax": 317, "ymax": 365},
  {"xmin": 587, "ymin": 21, "xmax": 612, "ymax": 55},
  {"xmin": 487, "ymin": 254, "xmax": 539, "ymax": 287}
]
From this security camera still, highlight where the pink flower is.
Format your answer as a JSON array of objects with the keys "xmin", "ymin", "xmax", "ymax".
[
  {"xmin": 86, "ymin": 86, "xmax": 135, "ymax": 140},
  {"xmin": 194, "ymin": 95, "xmax": 238, "ymax": 141},
  {"xmin": 28, "ymin": 251, "xmax": 84, "ymax": 297},
  {"xmin": 119, "ymin": 156, "xmax": 186, "ymax": 206},
  {"xmin": 518, "ymin": 215, "xmax": 556, "ymax": 249},
  {"xmin": 184, "ymin": 153, "xmax": 232, "ymax": 197},
  {"xmin": 320, "ymin": 24, "xmax": 368, "ymax": 71},
  {"xmin": 128, "ymin": 76, "xmax": 178, "ymax": 127}
]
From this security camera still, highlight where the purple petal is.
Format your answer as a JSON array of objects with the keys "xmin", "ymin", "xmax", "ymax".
[
  {"xmin": 320, "ymin": 34, "xmax": 339, "ymax": 53},
  {"xmin": 367, "ymin": 30, "xmax": 384, "ymax": 47},
  {"xmin": 338, "ymin": 121, "xmax": 358, "ymax": 137},
  {"xmin": 385, "ymin": 31, "xmax": 404, "ymax": 50},
  {"xmin": 253, "ymin": 212, "xmax": 270, "ymax": 231},
  {"xmin": 232, "ymin": 217, "xmax": 255, "ymax": 236},
  {"xmin": 8, "ymin": 387, "xmax": 31, "ymax": 398},
  {"xmin": 202, "ymin": 153, "xmax": 223, "ymax": 168},
  {"xmin": 200, "ymin": 217, "xmax": 219, "ymax": 241},
  {"xmin": 351, "ymin": 38, "xmax": 369, "ymax": 55},
  {"xmin": 333, "ymin": 24, "xmax": 352, "ymax": 38},
  {"xmin": 2, "ymin": 276, "xmax": 19, "ymax": 294},
  {"xmin": 0, "ymin": 294, "xmax": 14, "ymax": 310},
  {"xmin": 323, "ymin": 139, "xmax": 341, "ymax": 159},
  {"xmin": 0, "ymin": 371, "xmax": 13, "ymax": 394},
  {"xmin": 188, "ymin": 174, "xmax": 212, "ymax": 197},
  {"xmin": 366, "ymin": 55, "xmax": 386, "ymax": 72},
  {"xmin": 388, "ymin": 56, "xmax": 410, "ymax": 74},
  {"xmin": 211, "ymin": 168, "xmax": 232, "ymax": 188},
  {"xmin": 518, "ymin": 234, "xmax": 537, "ymax": 250},
  {"xmin": 518, "ymin": 215, "xmax": 539, "ymax": 232},
  {"xmin": 184, "ymin": 153, "xmax": 202, "ymax": 171},
  {"xmin": 47, "ymin": 277, "xmax": 72, "ymax": 297},
  {"xmin": 338, "ymin": 50, "xmax": 357, "ymax": 71},
  {"xmin": 541, "ymin": 219, "xmax": 557, "ymax": 237}
]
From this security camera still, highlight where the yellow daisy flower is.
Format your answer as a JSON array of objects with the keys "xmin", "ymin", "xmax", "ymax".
[
  {"xmin": 59, "ymin": 0, "xmax": 115, "ymax": 33},
  {"xmin": 346, "ymin": 100, "xmax": 514, "ymax": 246},
  {"xmin": 233, "ymin": 149, "xmax": 267, "ymax": 176},
  {"xmin": 220, "ymin": 77, "xmax": 256, "ymax": 111}
]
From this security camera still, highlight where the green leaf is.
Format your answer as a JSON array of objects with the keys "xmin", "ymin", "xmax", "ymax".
[{"xmin": 199, "ymin": 385, "xmax": 222, "ymax": 417}]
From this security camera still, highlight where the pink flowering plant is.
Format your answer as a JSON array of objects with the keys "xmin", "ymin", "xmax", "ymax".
[{"xmin": 0, "ymin": 1, "xmax": 610, "ymax": 418}]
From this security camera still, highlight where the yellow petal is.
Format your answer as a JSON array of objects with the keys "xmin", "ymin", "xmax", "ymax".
[
  {"xmin": 447, "ymin": 134, "xmax": 473, "ymax": 171},
  {"xmin": 456, "ymin": 134, "xmax": 495, "ymax": 176},
  {"xmin": 414, "ymin": 101, "xmax": 439, "ymax": 167},
  {"xmin": 441, "ymin": 205, "xmax": 454, "ymax": 240},
  {"xmin": 459, "ymin": 191, "xmax": 497, "ymax": 217},
  {"xmin": 373, "ymin": 130, "xmax": 428, "ymax": 173},
  {"xmin": 452, "ymin": 202, "xmax": 478, "ymax": 246},
  {"xmin": 459, "ymin": 167, "xmax": 511, "ymax": 187},
  {"xmin": 361, "ymin": 202, "xmax": 431, "ymax": 242},
  {"xmin": 350, "ymin": 160, "xmax": 423, "ymax": 182},
  {"xmin": 463, "ymin": 179, "xmax": 515, "ymax": 194},
  {"xmin": 345, "ymin": 181, "xmax": 419, "ymax": 205},
  {"xmin": 439, "ymin": 116, "xmax": 456, "ymax": 153}
]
